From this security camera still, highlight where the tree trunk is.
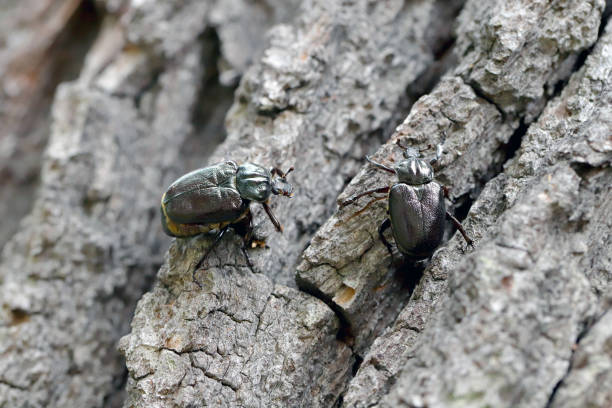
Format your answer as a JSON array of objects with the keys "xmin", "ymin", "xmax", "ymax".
[{"xmin": 0, "ymin": 1, "xmax": 610, "ymax": 407}]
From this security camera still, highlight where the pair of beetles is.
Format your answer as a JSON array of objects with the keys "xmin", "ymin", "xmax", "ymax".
[{"xmin": 160, "ymin": 140, "xmax": 472, "ymax": 281}]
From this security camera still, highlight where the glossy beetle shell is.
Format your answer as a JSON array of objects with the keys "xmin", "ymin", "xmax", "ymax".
[
  {"xmin": 388, "ymin": 181, "xmax": 445, "ymax": 259},
  {"xmin": 236, "ymin": 163, "xmax": 272, "ymax": 202},
  {"xmin": 161, "ymin": 161, "xmax": 250, "ymax": 237}
]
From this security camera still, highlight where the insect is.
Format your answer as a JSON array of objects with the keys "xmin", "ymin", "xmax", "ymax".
[
  {"xmin": 161, "ymin": 161, "xmax": 293, "ymax": 282},
  {"xmin": 340, "ymin": 140, "xmax": 472, "ymax": 262}
]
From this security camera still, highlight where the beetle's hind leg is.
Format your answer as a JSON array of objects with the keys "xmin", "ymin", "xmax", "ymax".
[
  {"xmin": 378, "ymin": 218, "xmax": 395, "ymax": 265},
  {"xmin": 442, "ymin": 185, "xmax": 474, "ymax": 249},
  {"xmin": 446, "ymin": 211, "xmax": 474, "ymax": 248},
  {"xmin": 193, "ymin": 226, "xmax": 230, "ymax": 287}
]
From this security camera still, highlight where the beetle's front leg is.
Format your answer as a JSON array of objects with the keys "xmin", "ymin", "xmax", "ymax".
[
  {"xmin": 262, "ymin": 201, "xmax": 283, "ymax": 233},
  {"xmin": 366, "ymin": 156, "xmax": 396, "ymax": 174},
  {"xmin": 429, "ymin": 143, "xmax": 444, "ymax": 165},
  {"xmin": 238, "ymin": 210, "xmax": 254, "ymax": 245},
  {"xmin": 446, "ymin": 211, "xmax": 474, "ymax": 248},
  {"xmin": 442, "ymin": 185, "xmax": 451, "ymax": 200},
  {"xmin": 230, "ymin": 210, "xmax": 262, "ymax": 247}
]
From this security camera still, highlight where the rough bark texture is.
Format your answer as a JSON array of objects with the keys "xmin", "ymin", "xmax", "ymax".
[
  {"xmin": 119, "ymin": 239, "xmax": 351, "ymax": 407},
  {"xmin": 0, "ymin": 0, "xmax": 611, "ymax": 407},
  {"xmin": 119, "ymin": 0, "xmax": 466, "ymax": 406},
  {"xmin": 0, "ymin": 0, "xmax": 101, "ymax": 249},
  {"xmin": 549, "ymin": 308, "xmax": 612, "ymax": 408},
  {"xmin": 297, "ymin": 0, "xmax": 604, "ymax": 359},
  {"xmin": 351, "ymin": 10, "xmax": 611, "ymax": 408},
  {"xmin": 0, "ymin": 1, "xmax": 297, "ymax": 407}
]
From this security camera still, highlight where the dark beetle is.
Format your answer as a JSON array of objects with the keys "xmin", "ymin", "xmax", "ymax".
[
  {"xmin": 340, "ymin": 141, "xmax": 472, "ymax": 261},
  {"xmin": 161, "ymin": 161, "xmax": 293, "ymax": 281}
]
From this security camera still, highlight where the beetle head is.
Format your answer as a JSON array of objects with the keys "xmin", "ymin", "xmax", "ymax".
[
  {"xmin": 394, "ymin": 139, "xmax": 434, "ymax": 185},
  {"xmin": 403, "ymin": 147, "xmax": 420, "ymax": 159},
  {"xmin": 271, "ymin": 167, "xmax": 294, "ymax": 197}
]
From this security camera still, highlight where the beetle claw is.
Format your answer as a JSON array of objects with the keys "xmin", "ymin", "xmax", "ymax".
[{"xmin": 250, "ymin": 239, "xmax": 267, "ymax": 249}]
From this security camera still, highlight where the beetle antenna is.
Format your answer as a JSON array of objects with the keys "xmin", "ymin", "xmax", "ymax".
[
  {"xmin": 395, "ymin": 138, "xmax": 408, "ymax": 150},
  {"xmin": 271, "ymin": 166, "xmax": 294, "ymax": 179}
]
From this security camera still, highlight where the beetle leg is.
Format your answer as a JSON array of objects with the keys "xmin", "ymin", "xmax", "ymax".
[
  {"xmin": 237, "ymin": 210, "xmax": 266, "ymax": 248},
  {"xmin": 378, "ymin": 218, "xmax": 395, "ymax": 264},
  {"xmin": 446, "ymin": 211, "xmax": 474, "ymax": 248},
  {"xmin": 442, "ymin": 185, "xmax": 451, "ymax": 200},
  {"xmin": 240, "ymin": 242, "xmax": 255, "ymax": 271},
  {"xmin": 395, "ymin": 139, "xmax": 408, "ymax": 150},
  {"xmin": 262, "ymin": 202, "xmax": 283, "ymax": 233},
  {"xmin": 241, "ymin": 209, "xmax": 254, "ymax": 243},
  {"xmin": 234, "ymin": 211, "xmax": 264, "ymax": 273},
  {"xmin": 193, "ymin": 226, "xmax": 229, "ymax": 287},
  {"xmin": 284, "ymin": 167, "xmax": 294, "ymax": 177},
  {"xmin": 339, "ymin": 186, "xmax": 390, "ymax": 208},
  {"xmin": 366, "ymin": 156, "xmax": 396, "ymax": 174}
]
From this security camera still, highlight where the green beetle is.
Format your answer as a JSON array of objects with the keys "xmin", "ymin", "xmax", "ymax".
[{"xmin": 161, "ymin": 161, "xmax": 293, "ymax": 282}]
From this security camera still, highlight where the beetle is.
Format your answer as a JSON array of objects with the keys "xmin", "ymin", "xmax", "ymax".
[
  {"xmin": 340, "ymin": 140, "xmax": 472, "ymax": 262},
  {"xmin": 160, "ymin": 160, "xmax": 293, "ymax": 283}
]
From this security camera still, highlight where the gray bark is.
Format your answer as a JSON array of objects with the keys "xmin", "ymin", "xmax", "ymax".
[
  {"xmin": 549, "ymin": 308, "xmax": 612, "ymax": 408},
  {"xmin": 378, "ymin": 19, "xmax": 611, "ymax": 403},
  {"xmin": 0, "ymin": 0, "xmax": 610, "ymax": 408},
  {"xmin": 0, "ymin": 1, "xmax": 297, "ymax": 407},
  {"xmin": 345, "ymin": 3, "xmax": 611, "ymax": 407},
  {"xmin": 120, "ymin": 0, "xmax": 465, "ymax": 406},
  {"xmin": 0, "ymin": 0, "xmax": 100, "ymax": 249}
]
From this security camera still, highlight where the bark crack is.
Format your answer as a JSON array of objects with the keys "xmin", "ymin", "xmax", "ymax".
[
  {"xmin": 0, "ymin": 379, "xmax": 28, "ymax": 391},
  {"xmin": 544, "ymin": 309, "xmax": 610, "ymax": 408}
]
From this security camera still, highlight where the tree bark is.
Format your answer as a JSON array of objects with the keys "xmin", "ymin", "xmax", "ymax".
[
  {"xmin": 120, "ymin": 0, "xmax": 466, "ymax": 406},
  {"xmin": 0, "ymin": 1, "xmax": 299, "ymax": 407},
  {"xmin": 0, "ymin": 1, "xmax": 610, "ymax": 407}
]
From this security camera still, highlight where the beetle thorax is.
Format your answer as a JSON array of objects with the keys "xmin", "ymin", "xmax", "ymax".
[
  {"xmin": 236, "ymin": 163, "xmax": 272, "ymax": 202},
  {"xmin": 395, "ymin": 157, "xmax": 434, "ymax": 185}
]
